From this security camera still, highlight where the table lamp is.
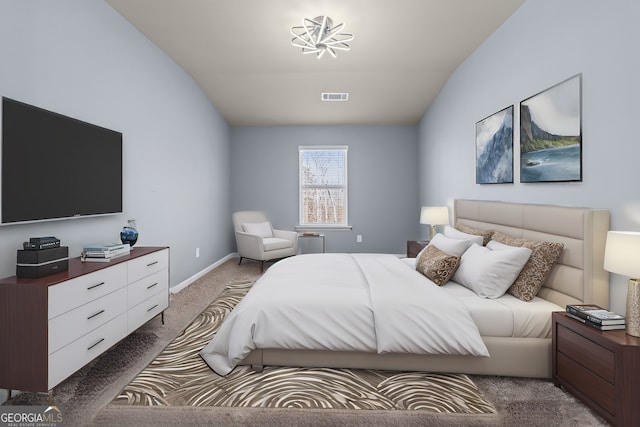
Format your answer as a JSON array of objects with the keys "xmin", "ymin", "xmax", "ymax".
[
  {"xmin": 603, "ymin": 231, "xmax": 640, "ymax": 337},
  {"xmin": 420, "ymin": 206, "xmax": 449, "ymax": 241}
]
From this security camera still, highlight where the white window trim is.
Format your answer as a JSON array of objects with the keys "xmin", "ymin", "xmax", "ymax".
[{"xmin": 298, "ymin": 145, "xmax": 350, "ymax": 229}]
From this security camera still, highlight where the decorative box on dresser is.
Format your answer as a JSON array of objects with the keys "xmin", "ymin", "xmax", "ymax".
[
  {"xmin": 0, "ymin": 246, "xmax": 169, "ymax": 393},
  {"xmin": 552, "ymin": 311, "xmax": 640, "ymax": 426}
]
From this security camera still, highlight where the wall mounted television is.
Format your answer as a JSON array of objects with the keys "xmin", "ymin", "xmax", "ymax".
[{"xmin": 1, "ymin": 97, "xmax": 123, "ymax": 225}]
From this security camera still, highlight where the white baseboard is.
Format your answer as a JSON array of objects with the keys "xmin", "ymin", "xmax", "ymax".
[{"xmin": 170, "ymin": 253, "xmax": 238, "ymax": 294}]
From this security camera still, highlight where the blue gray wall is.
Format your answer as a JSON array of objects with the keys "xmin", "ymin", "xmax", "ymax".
[
  {"xmin": 230, "ymin": 125, "xmax": 420, "ymax": 255},
  {"xmin": 0, "ymin": 0, "xmax": 233, "ymax": 287},
  {"xmin": 418, "ymin": 0, "xmax": 640, "ymax": 314}
]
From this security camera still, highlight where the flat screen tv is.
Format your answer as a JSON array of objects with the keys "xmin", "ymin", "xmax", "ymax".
[{"xmin": 1, "ymin": 97, "xmax": 123, "ymax": 224}]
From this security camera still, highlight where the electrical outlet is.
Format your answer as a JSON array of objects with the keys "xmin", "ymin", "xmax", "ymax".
[
  {"xmin": 196, "ymin": 248, "xmax": 200, "ymax": 258},
  {"xmin": 356, "ymin": 235, "xmax": 363, "ymax": 243}
]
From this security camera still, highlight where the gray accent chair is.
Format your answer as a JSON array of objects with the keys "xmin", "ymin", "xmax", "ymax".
[{"xmin": 232, "ymin": 211, "xmax": 298, "ymax": 272}]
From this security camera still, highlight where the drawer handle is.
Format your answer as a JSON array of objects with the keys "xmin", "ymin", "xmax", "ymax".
[
  {"xmin": 146, "ymin": 261, "xmax": 159, "ymax": 267},
  {"xmin": 147, "ymin": 282, "xmax": 159, "ymax": 290},
  {"xmin": 87, "ymin": 282, "xmax": 105, "ymax": 290},
  {"xmin": 147, "ymin": 304, "xmax": 159, "ymax": 313},
  {"xmin": 87, "ymin": 309, "xmax": 105, "ymax": 320},
  {"xmin": 87, "ymin": 338, "xmax": 105, "ymax": 350}
]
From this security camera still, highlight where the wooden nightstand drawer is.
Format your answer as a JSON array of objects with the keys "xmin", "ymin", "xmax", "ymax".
[
  {"xmin": 556, "ymin": 352, "xmax": 615, "ymax": 415},
  {"xmin": 557, "ymin": 323, "xmax": 614, "ymax": 383}
]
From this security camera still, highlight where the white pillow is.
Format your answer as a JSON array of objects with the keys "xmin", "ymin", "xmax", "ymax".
[
  {"xmin": 443, "ymin": 225, "xmax": 484, "ymax": 246},
  {"xmin": 242, "ymin": 221, "xmax": 273, "ymax": 238},
  {"xmin": 428, "ymin": 233, "xmax": 475, "ymax": 257},
  {"xmin": 452, "ymin": 242, "xmax": 532, "ymax": 298},
  {"xmin": 399, "ymin": 257, "xmax": 417, "ymax": 269},
  {"xmin": 486, "ymin": 240, "xmax": 516, "ymax": 251}
]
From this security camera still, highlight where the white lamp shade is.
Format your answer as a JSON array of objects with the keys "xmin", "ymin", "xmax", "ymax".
[
  {"xmin": 420, "ymin": 206, "xmax": 449, "ymax": 225},
  {"xmin": 604, "ymin": 231, "xmax": 640, "ymax": 278}
]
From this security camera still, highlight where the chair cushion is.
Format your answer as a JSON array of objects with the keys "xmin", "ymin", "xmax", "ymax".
[
  {"xmin": 263, "ymin": 237, "xmax": 293, "ymax": 251},
  {"xmin": 242, "ymin": 221, "xmax": 273, "ymax": 238}
]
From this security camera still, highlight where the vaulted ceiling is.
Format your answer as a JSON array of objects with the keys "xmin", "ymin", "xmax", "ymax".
[{"xmin": 105, "ymin": 0, "xmax": 524, "ymax": 126}]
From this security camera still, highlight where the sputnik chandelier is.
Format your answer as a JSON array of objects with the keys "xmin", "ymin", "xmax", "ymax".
[{"xmin": 290, "ymin": 16, "xmax": 353, "ymax": 59}]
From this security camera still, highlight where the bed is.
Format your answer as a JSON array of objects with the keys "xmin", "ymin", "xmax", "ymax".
[{"xmin": 201, "ymin": 199, "xmax": 609, "ymax": 379}]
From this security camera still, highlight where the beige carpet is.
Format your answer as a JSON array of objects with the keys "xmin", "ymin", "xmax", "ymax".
[
  {"xmin": 3, "ymin": 258, "xmax": 609, "ymax": 426},
  {"xmin": 112, "ymin": 280, "xmax": 495, "ymax": 414}
]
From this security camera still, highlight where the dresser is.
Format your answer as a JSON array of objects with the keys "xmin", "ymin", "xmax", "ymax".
[
  {"xmin": 0, "ymin": 246, "xmax": 169, "ymax": 392},
  {"xmin": 552, "ymin": 311, "xmax": 640, "ymax": 426}
]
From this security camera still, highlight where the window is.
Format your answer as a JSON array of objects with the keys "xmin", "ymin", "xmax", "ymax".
[{"xmin": 299, "ymin": 146, "xmax": 348, "ymax": 228}]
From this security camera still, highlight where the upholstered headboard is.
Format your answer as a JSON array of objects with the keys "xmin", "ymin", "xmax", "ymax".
[{"xmin": 453, "ymin": 199, "xmax": 610, "ymax": 309}]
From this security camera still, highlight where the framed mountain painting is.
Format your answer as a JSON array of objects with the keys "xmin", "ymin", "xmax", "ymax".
[
  {"xmin": 520, "ymin": 74, "xmax": 582, "ymax": 183},
  {"xmin": 476, "ymin": 105, "xmax": 513, "ymax": 184}
]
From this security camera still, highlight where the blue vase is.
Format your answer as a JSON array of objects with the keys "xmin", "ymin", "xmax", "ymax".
[{"xmin": 121, "ymin": 220, "xmax": 138, "ymax": 248}]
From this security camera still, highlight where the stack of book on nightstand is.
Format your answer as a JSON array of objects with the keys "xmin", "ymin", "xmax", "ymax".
[
  {"xmin": 566, "ymin": 304, "xmax": 626, "ymax": 330},
  {"xmin": 82, "ymin": 242, "xmax": 130, "ymax": 262}
]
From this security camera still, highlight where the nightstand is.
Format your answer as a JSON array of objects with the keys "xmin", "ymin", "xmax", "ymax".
[
  {"xmin": 298, "ymin": 233, "xmax": 325, "ymax": 253},
  {"xmin": 406, "ymin": 240, "xmax": 428, "ymax": 258},
  {"xmin": 552, "ymin": 311, "xmax": 640, "ymax": 426}
]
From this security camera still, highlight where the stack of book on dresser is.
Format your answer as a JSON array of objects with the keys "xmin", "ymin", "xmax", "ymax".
[
  {"xmin": 566, "ymin": 304, "xmax": 626, "ymax": 330},
  {"xmin": 82, "ymin": 242, "xmax": 130, "ymax": 262}
]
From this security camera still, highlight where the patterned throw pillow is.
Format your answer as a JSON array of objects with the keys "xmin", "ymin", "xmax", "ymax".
[
  {"xmin": 455, "ymin": 223, "xmax": 494, "ymax": 246},
  {"xmin": 415, "ymin": 244, "xmax": 461, "ymax": 286},
  {"xmin": 491, "ymin": 231, "xmax": 564, "ymax": 301}
]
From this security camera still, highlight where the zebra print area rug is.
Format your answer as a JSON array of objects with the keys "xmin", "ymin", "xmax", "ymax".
[{"xmin": 112, "ymin": 280, "xmax": 495, "ymax": 414}]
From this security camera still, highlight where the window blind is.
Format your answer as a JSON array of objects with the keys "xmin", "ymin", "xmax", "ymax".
[{"xmin": 299, "ymin": 146, "xmax": 348, "ymax": 227}]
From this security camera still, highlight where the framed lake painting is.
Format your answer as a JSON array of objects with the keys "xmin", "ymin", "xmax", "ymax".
[
  {"xmin": 520, "ymin": 74, "xmax": 582, "ymax": 183},
  {"xmin": 476, "ymin": 105, "xmax": 513, "ymax": 184}
]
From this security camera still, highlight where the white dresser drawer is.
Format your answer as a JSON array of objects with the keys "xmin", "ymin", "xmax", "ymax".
[
  {"xmin": 48, "ymin": 287, "xmax": 127, "ymax": 354},
  {"xmin": 128, "ymin": 269, "xmax": 169, "ymax": 309},
  {"xmin": 127, "ymin": 291, "xmax": 168, "ymax": 334},
  {"xmin": 48, "ymin": 263, "xmax": 127, "ymax": 319},
  {"xmin": 48, "ymin": 313, "xmax": 127, "ymax": 389},
  {"xmin": 128, "ymin": 249, "xmax": 169, "ymax": 284}
]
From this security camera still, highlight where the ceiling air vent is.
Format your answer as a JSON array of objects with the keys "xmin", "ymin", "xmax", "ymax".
[{"xmin": 321, "ymin": 92, "xmax": 349, "ymax": 101}]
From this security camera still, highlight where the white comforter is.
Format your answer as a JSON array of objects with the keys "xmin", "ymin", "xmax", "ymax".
[{"xmin": 200, "ymin": 253, "xmax": 489, "ymax": 375}]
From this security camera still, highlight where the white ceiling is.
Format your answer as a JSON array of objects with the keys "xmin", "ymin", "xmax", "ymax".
[{"xmin": 105, "ymin": 0, "xmax": 525, "ymax": 126}]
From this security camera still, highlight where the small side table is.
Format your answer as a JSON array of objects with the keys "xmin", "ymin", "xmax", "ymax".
[
  {"xmin": 299, "ymin": 233, "xmax": 326, "ymax": 254},
  {"xmin": 552, "ymin": 311, "xmax": 640, "ymax": 426},
  {"xmin": 406, "ymin": 240, "xmax": 428, "ymax": 258}
]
